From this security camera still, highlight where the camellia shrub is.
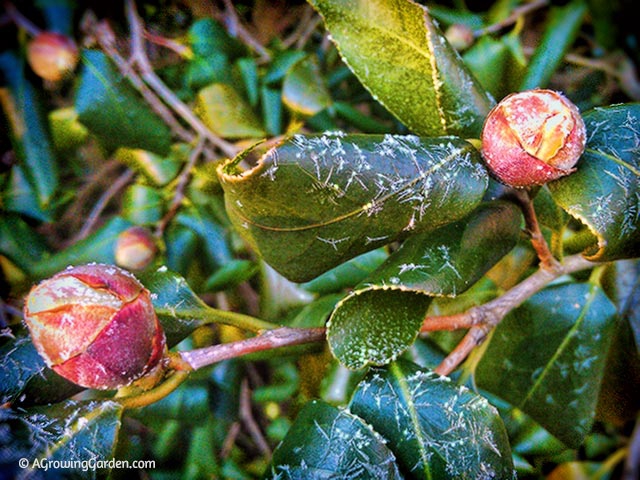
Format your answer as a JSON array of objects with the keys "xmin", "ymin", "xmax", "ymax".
[{"xmin": 1, "ymin": 0, "xmax": 639, "ymax": 478}]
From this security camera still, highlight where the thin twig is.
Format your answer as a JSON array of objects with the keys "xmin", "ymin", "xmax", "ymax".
[
  {"xmin": 92, "ymin": 21, "xmax": 195, "ymax": 143},
  {"xmin": 180, "ymin": 327, "xmax": 326, "ymax": 371},
  {"xmin": 240, "ymin": 378, "xmax": 272, "ymax": 458},
  {"xmin": 430, "ymin": 253, "xmax": 598, "ymax": 375},
  {"xmin": 155, "ymin": 138, "xmax": 205, "ymax": 236},
  {"xmin": 515, "ymin": 189, "xmax": 560, "ymax": 271},
  {"xmin": 125, "ymin": 0, "xmax": 239, "ymax": 158},
  {"xmin": 624, "ymin": 419, "xmax": 640, "ymax": 480},
  {"xmin": 474, "ymin": 0, "xmax": 548, "ymax": 37},
  {"xmin": 219, "ymin": 0, "xmax": 271, "ymax": 62},
  {"xmin": 73, "ymin": 169, "xmax": 135, "ymax": 242},
  {"xmin": 4, "ymin": 2, "xmax": 41, "ymax": 37}
]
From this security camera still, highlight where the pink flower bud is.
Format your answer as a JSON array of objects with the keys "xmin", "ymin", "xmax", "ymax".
[
  {"xmin": 27, "ymin": 32, "xmax": 79, "ymax": 82},
  {"xmin": 481, "ymin": 89, "xmax": 586, "ymax": 188},
  {"xmin": 23, "ymin": 264, "xmax": 166, "ymax": 390},
  {"xmin": 115, "ymin": 226, "xmax": 158, "ymax": 270}
]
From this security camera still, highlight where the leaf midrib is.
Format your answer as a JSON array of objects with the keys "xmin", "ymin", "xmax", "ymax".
[{"xmin": 227, "ymin": 144, "xmax": 469, "ymax": 233}]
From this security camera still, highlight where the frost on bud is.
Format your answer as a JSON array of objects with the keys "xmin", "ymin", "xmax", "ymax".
[
  {"xmin": 481, "ymin": 89, "xmax": 586, "ymax": 188},
  {"xmin": 27, "ymin": 32, "xmax": 79, "ymax": 82},
  {"xmin": 23, "ymin": 264, "xmax": 166, "ymax": 390},
  {"xmin": 115, "ymin": 226, "xmax": 158, "ymax": 271}
]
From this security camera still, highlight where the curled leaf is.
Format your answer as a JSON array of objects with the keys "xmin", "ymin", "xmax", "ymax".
[{"xmin": 218, "ymin": 133, "xmax": 488, "ymax": 282}]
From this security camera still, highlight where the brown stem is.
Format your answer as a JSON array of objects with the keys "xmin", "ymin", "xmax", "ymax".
[
  {"xmin": 124, "ymin": 0, "xmax": 239, "ymax": 158},
  {"xmin": 155, "ymin": 138, "xmax": 205, "ymax": 236},
  {"xmin": 72, "ymin": 169, "xmax": 135, "ymax": 242},
  {"xmin": 240, "ymin": 378, "xmax": 272, "ymax": 458},
  {"xmin": 180, "ymin": 327, "xmax": 326, "ymax": 371},
  {"xmin": 92, "ymin": 21, "xmax": 195, "ymax": 144},
  {"xmin": 474, "ymin": 0, "xmax": 548, "ymax": 37},
  {"xmin": 5, "ymin": 2, "xmax": 41, "ymax": 37},
  {"xmin": 429, "ymin": 253, "xmax": 597, "ymax": 376},
  {"xmin": 218, "ymin": 0, "xmax": 271, "ymax": 62},
  {"xmin": 515, "ymin": 188, "xmax": 560, "ymax": 271}
]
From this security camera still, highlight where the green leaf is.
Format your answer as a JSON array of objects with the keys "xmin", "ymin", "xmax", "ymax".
[
  {"xmin": 115, "ymin": 145, "xmax": 184, "ymax": 186},
  {"xmin": 15, "ymin": 399, "xmax": 123, "ymax": 478},
  {"xmin": 548, "ymin": 104, "xmax": 640, "ymax": 262},
  {"xmin": 0, "ymin": 215, "xmax": 48, "ymax": 274},
  {"xmin": 282, "ymin": 55, "xmax": 332, "ymax": 116},
  {"xmin": 328, "ymin": 288, "xmax": 432, "ymax": 370},
  {"xmin": 139, "ymin": 267, "xmax": 215, "ymax": 346},
  {"xmin": 265, "ymin": 400, "xmax": 403, "ymax": 479},
  {"xmin": 519, "ymin": 0, "xmax": 588, "ymax": 90},
  {"xmin": 29, "ymin": 216, "xmax": 134, "ymax": 280},
  {"xmin": 327, "ymin": 201, "xmax": 521, "ymax": 369},
  {"xmin": 475, "ymin": 282, "xmax": 617, "ymax": 448},
  {"xmin": 0, "ymin": 334, "xmax": 82, "ymax": 406},
  {"xmin": 49, "ymin": 106, "xmax": 89, "ymax": 152},
  {"xmin": 218, "ymin": 133, "xmax": 488, "ymax": 282},
  {"xmin": 194, "ymin": 83, "xmax": 266, "ymax": 139},
  {"xmin": 350, "ymin": 361, "xmax": 515, "ymax": 479},
  {"xmin": 75, "ymin": 50, "xmax": 172, "ymax": 155},
  {"xmin": 301, "ymin": 248, "xmax": 388, "ymax": 295},
  {"xmin": 308, "ymin": 0, "xmax": 494, "ymax": 137},
  {"xmin": 140, "ymin": 266, "xmax": 272, "ymax": 344},
  {"xmin": 122, "ymin": 183, "xmax": 165, "ymax": 225},
  {"xmin": 0, "ymin": 52, "xmax": 59, "ymax": 207},
  {"xmin": 364, "ymin": 201, "xmax": 522, "ymax": 296}
]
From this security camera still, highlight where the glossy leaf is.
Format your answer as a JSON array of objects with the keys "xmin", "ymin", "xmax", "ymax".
[
  {"xmin": 282, "ymin": 55, "xmax": 332, "ymax": 116},
  {"xmin": 549, "ymin": 104, "xmax": 640, "ymax": 262},
  {"xmin": 301, "ymin": 248, "xmax": 389, "ymax": 295},
  {"xmin": 476, "ymin": 282, "xmax": 617, "ymax": 448},
  {"xmin": 75, "ymin": 50, "xmax": 172, "ymax": 155},
  {"xmin": 14, "ymin": 400, "xmax": 123, "ymax": 478},
  {"xmin": 0, "ymin": 52, "xmax": 59, "ymax": 207},
  {"xmin": 218, "ymin": 133, "xmax": 488, "ymax": 282},
  {"xmin": 265, "ymin": 400, "xmax": 403, "ymax": 479},
  {"xmin": 0, "ymin": 334, "xmax": 81, "ymax": 407},
  {"xmin": 328, "ymin": 289, "xmax": 432, "ymax": 370},
  {"xmin": 308, "ymin": 0, "xmax": 494, "ymax": 137},
  {"xmin": 327, "ymin": 201, "xmax": 521, "ymax": 369},
  {"xmin": 350, "ymin": 361, "xmax": 515, "ymax": 479},
  {"xmin": 139, "ymin": 267, "xmax": 215, "ymax": 346},
  {"xmin": 194, "ymin": 83, "xmax": 266, "ymax": 139},
  {"xmin": 115, "ymin": 145, "xmax": 184, "ymax": 186}
]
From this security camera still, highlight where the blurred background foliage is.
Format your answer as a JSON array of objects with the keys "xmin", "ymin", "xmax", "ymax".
[{"xmin": 1, "ymin": 0, "xmax": 639, "ymax": 478}]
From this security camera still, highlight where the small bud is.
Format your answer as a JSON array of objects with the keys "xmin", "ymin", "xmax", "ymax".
[
  {"xmin": 445, "ymin": 24, "xmax": 475, "ymax": 51},
  {"xmin": 115, "ymin": 226, "xmax": 158, "ymax": 270},
  {"xmin": 27, "ymin": 32, "xmax": 79, "ymax": 82},
  {"xmin": 23, "ymin": 264, "xmax": 166, "ymax": 390},
  {"xmin": 481, "ymin": 89, "xmax": 586, "ymax": 188}
]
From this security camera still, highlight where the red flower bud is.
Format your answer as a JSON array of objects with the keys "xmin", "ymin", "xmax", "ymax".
[
  {"xmin": 115, "ymin": 226, "xmax": 158, "ymax": 270},
  {"xmin": 481, "ymin": 89, "xmax": 586, "ymax": 188},
  {"xmin": 27, "ymin": 32, "xmax": 79, "ymax": 82},
  {"xmin": 23, "ymin": 264, "xmax": 166, "ymax": 390}
]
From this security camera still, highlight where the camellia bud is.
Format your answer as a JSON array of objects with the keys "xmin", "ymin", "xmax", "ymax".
[
  {"xmin": 445, "ymin": 24, "xmax": 475, "ymax": 51},
  {"xmin": 26, "ymin": 32, "xmax": 79, "ymax": 82},
  {"xmin": 23, "ymin": 264, "xmax": 166, "ymax": 390},
  {"xmin": 115, "ymin": 226, "xmax": 158, "ymax": 270},
  {"xmin": 481, "ymin": 89, "xmax": 586, "ymax": 188}
]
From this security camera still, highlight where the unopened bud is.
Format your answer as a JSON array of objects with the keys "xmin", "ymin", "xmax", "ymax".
[
  {"xmin": 23, "ymin": 264, "xmax": 166, "ymax": 390},
  {"xmin": 445, "ymin": 24, "xmax": 475, "ymax": 51},
  {"xmin": 27, "ymin": 32, "xmax": 79, "ymax": 82},
  {"xmin": 115, "ymin": 226, "xmax": 157, "ymax": 270},
  {"xmin": 481, "ymin": 89, "xmax": 586, "ymax": 188}
]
